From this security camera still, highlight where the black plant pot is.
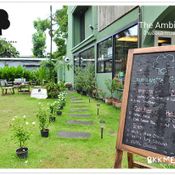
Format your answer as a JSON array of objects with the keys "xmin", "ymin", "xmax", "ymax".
[
  {"xmin": 40, "ymin": 129, "xmax": 49, "ymax": 137},
  {"xmin": 81, "ymin": 91, "xmax": 87, "ymax": 96},
  {"xmin": 49, "ymin": 116, "xmax": 56, "ymax": 122},
  {"xmin": 57, "ymin": 111, "xmax": 62, "ymax": 116},
  {"xmin": 16, "ymin": 147, "xmax": 28, "ymax": 159},
  {"xmin": 77, "ymin": 89, "xmax": 81, "ymax": 94}
]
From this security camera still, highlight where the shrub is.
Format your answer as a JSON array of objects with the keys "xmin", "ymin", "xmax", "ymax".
[
  {"xmin": 36, "ymin": 104, "xmax": 49, "ymax": 131},
  {"xmin": 0, "ymin": 66, "xmax": 36, "ymax": 82},
  {"xmin": 105, "ymin": 79, "xmax": 117, "ymax": 98},
  {"xmin": 45, "ymin": 81, "xmax": 66, "ymax": 98},
  {"xmin": 45, "ymin": 82, "xmax": 60, "ymax": 98},
  {"xmin": 74, "ymin": 64, "xmax": 95, "ymax": 95}
]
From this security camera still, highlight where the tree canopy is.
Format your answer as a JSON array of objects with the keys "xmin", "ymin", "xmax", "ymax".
[
  {"xmin": 32, "ymin": 18, "xmax": 50, "ymax": 58},
  {"xmin": 0, "ymin": 39, "xmax": 19, "ymax": 57},
  {"xmin": 32, "ymin": 6, "xmax": 68, "ymax": 59}
]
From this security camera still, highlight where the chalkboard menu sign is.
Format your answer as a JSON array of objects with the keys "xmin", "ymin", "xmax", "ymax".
[{"xmin": 115, "ymin": 46, "xmax": 175, "ymax": 168}]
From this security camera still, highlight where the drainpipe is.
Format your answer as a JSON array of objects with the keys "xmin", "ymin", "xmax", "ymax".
[{"xmin": 138, "ymin": 6, "xmax": 142, "ymax": 48}]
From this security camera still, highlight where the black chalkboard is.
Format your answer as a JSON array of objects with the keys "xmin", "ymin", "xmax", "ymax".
[{"xmin": 123, "ymin": 52, "xmax": 175, "ymax": 157}]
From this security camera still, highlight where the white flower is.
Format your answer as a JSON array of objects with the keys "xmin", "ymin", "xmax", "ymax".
[
  {"xmin": 26, "ymin": 122, "xmax": 29, "ymax": 125},
  {"xmin": 32, "ymin": 121, "xmax": 36, "ymax": 125},
  {"xmin": 12, "ymin": 118, "xmax": 15, "ymax": 121},
  {"xmin": 23, "ymin": 115, "xmax": 26, "ymax": 119},
  {"xmin": 25, "ymin": 160, "xmax": 28, "ymax": 164}
]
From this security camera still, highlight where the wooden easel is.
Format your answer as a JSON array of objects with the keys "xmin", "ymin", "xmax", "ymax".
[
  {"xmin": 114, "ymin": 46, "xmax": 175, "ymax": 169},
  {"xmin": 114, "ymin": 149, "xmax": 152, "ymax": 168}
]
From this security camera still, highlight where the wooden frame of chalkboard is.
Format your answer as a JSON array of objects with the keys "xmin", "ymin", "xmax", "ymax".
[{"xmin": 114, "ymin": 46, "xmax": 175, "ymax": 168}]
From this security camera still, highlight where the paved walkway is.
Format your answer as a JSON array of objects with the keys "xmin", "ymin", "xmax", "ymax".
[{"xmin": 58, "ymin": 94, "xmax": 93, "ymax": 139}]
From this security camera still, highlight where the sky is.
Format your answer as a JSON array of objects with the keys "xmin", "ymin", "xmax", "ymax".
[{"xmin": 0, "ymin": 3, "xmax": 63, "ymax": 56}]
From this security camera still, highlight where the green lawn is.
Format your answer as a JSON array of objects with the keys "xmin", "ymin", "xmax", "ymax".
[
  {"xmin": 0, "ymin": 91, "xmax": 121, "ymax": 168},
  {"xmin": 0, "ymin": 90, "xmax": 173, "ymax": 168}
]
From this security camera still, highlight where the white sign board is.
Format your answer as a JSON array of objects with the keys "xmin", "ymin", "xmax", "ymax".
[{"xmin": 31, "ymin": 88, "xmax": 48, "ymax": 99}]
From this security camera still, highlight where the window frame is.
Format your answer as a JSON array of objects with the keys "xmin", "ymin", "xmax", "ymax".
[{"xmin": 97, "ymin": 36, "xmax": 113, "ymax": 73}]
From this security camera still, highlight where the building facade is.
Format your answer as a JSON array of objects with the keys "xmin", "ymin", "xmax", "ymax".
[{"xmin": 64, "ymin": 5, "xmax": 175, "ymax": 96}]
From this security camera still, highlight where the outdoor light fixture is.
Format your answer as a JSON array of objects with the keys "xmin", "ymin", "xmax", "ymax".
[
  {"xmin": 99, "ymin": 120, "xmax": 106, "ymax": 139},
  {"xmin": 89, "ymin": 24, "xmax": 94, "ymax": 30},
  {"xmin": 97, "ymin": 103, "xmax": 100, "ymax": 115}
]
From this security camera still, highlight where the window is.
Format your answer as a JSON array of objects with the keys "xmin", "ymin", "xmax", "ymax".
[
  {"xmin": 74, "ymin": 47, "xmax": 95, "ymax": 71},
  {"xmin": 114, "ymin": 24, "xmax": 138, "ymax": 75},
  {"xmin": 97, "ymin": 37, "xmax": 113, "ymax": 73},
  {"xmin": 158, "ymin": 37, "xmax": 171, "ymax": 46}
]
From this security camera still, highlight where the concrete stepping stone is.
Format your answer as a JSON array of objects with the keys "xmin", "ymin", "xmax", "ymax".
[
  {"xmin": 69, "ymin": 114, "xmax": 91, "ymax": 117},
  {"xmin": 58, "ymin": 131, "xmax": 91, "ymax": 139},
  {"xmin": 71, "ymin": 97, "xmax": 82, "ymax": 99},
  {"xmin": 71, "ymin": 101, "xmax": 85, "ymax": 103},
  {"xmin": 67, "ymin": 120, "xmax": 93, "ymax": 125},
  {"xmin": 70, "ymin": 108, "xmax": 88, "ymax": 112},
  {"xmin": 71, "ymin": 105, "xmax": 88, "ymax": 107}
]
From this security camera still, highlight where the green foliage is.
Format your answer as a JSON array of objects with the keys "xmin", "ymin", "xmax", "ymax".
[
  {"xmin": 10, "ymin": 115, "xmax": 35, "ymax": 148},
  {"xmin": 32, "ymin": 18, "xmax": 50, "ymax": 58},
  {"xmin": 53, "ymin": 6, "xmax": 68, "ymax": 60},
  {"xmin": 32, "ymin": 31, "xmax": 47, "ymax": 58},
  {"xmin": 74, "ymin": 64, "xmax": 96, "ymax": 95},
  {"xmin": 45, "ymin": 81, "xmax": 66, "ymax": 99},
  {"xmin": 36, "ymin": 104, "xmax": 49, "ymax": 130},
  {"xmin": 105, "ymin": 79, "xmax": 117, "ymax": 98},
  {"xmin": 33, "ymin": 18, "xmax": 50, "ymax": 32},
  {"xmin": 0, "ymin": 66, "xmax": 35, "ymax": 81},
  {"xmin": 0, "ymin": 38, "xmax": 19, "ymax": 57}
]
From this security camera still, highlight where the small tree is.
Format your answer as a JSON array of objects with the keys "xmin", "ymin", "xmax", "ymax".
[{"xmin": 105, "ymin": 79, "xmax": 117, "ymax": 98}]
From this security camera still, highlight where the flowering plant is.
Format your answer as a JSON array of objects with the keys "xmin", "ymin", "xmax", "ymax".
[
  {"xmin": 50, "ymin": 101, "xmax": 61, "ymax": 114},
  {"xmin": 10, "ymin": 115, "xmax": 35, "ymax": 148},
  {"xmin": 58, "ymin": 91, "xmax": 67, "ymax": 106}
]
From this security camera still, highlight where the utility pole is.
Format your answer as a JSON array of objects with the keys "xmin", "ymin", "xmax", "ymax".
[{"xmin": 50, "ymin": 5, "xmax": 53, "ymax": 81}]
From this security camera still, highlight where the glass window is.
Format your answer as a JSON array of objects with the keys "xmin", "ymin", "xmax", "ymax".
[
  {"xmin": 114, "ymin": 25, "xmax": 138, "ymax": 75},
  {"xmin": 97, "ymin": 37, "xmax": 113, "ymax": 73},
  {"xmin": 73, "ymin": 47, "xmax": 95, "ymax": 71}
]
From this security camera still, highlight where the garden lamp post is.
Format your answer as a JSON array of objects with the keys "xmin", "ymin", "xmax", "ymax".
[
  {"xmin": 87, "ymin": 94, "xmax": 90, "ymax": 103},
  {"xmin": 99, "ymin": 120, "xmax": 106, "ymax": 139},
  {"xmin": 97, "ymin": 103, "xmax": 100, "ymax": 115}
]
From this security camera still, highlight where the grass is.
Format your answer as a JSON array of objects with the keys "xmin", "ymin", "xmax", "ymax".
[
  {"xmin": 0, "ymin": 90, "xmax": 120, "ymax": 168},
  {"xmin": 0, "ymin": 90, "xmax": 174, "ymax": 168}
]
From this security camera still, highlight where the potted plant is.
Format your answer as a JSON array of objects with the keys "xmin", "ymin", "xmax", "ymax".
[
  {"xmin": 58, "ymin": 91, "xmax": 67, "ymax": 108},
  {"xmin": 49, "ymin": 103, "xmax": 56, "ymax": 122},
  {"xmin": 105, "ymin": 79, "xmax": 116, "ymax": 105},
  {"xmin": 36, "ymin": 105, "xmax": 49, "ymax": 137},
  {"xmin": 64, "ymin": 82, "xmax": 73, "ymax": 90},
  {"xmin": 10, "ymin": 115, "xmax": 35, "ymax": 159}
]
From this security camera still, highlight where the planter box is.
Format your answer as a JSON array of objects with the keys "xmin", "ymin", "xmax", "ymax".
[
  {"xmin": 105, "ymin": 98, "xmax": 113, "ymax": 105},
  {"xmin": 112, "ymin": 99, "xmax": 122, "ymax": 108}
]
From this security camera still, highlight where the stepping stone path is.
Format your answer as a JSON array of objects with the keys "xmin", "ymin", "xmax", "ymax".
[
  {"xmin": 67, "ymin": 120, "xmax": 93, "ymax": 125},
  {"xmin": 69, "ymin": 114, "xmax": 91, "ymax": 118},
  {"xmin": 70, "ymin": 108, "xmax": 88, "ymax": 112},
  {"xmin": 58, "ymin": 94, "xmax": 93, "ymax": 139},
  {"xmin": 58, "ymin": 131, "xmax": 91, "ymax": 139}
]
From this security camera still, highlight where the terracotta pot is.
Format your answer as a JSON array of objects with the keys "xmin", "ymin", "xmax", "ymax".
[
  {"xmin": 105, "ymin": 98, "xmax": 113, "ymax": 105},
  {"xmin": 112, "ymin": 99, "xmax": 122, "ymax": 108}
]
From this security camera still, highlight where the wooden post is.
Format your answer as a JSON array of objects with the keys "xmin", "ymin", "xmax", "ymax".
[
  {"xmin": 114, "ymin": 149, "xmax": 123, "ymax": 168},
  {"xmin": 127, "ymin": 152, "xmax": 134, "ymax": 168}
]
